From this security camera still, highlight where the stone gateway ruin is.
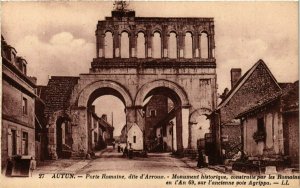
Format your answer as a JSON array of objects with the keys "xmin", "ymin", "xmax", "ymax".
[{"xmin": 45, "ymin": 6, "xmax": 217, "ymax": 159}]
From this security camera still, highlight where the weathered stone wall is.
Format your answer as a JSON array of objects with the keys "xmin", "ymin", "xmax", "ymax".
[
  {"xmin": 69, "ymin": 65, "xmax": 217, "ymax": 153},
  {"xmin": 78, "ymin": 64, "xmax": 216, "ymax": 110},
  {"xmin": 283, "ymin": 113, "xmax": 299, "ymax": 167},
  {"xmin": 242, "ymin": 103, "xmax": 284, "ymax": 158},
  {"xmin": 221, "ymin": 123, "xmax": 241, "ymax": 155}
]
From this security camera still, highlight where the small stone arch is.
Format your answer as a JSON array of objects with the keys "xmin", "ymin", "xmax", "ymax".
[
  {"xmin": 189, "ymin": 108, "xmax": 212, "ymax": 124},
  {"xmin": 136, "ymin": 32, "xmax": 146, "ymax": 58},
  {"xmin": 200, "ymin": 31, "xmax": 209, "ymax": 58},
  {"xmin": 119, "ymin": 29, "xmax": 131, "ymax": 36},
  {"xmin": 167, "ymin": 30, "xmax": 178, "ymax": 36},
  {"xmin": 168, "ymin": 31, "xmax": 177, "ymax": 58},
  {"xmin": 182, "ymin": 24, "xmax": 195, "ymax": 34},
  {"xmin": 184, "ymin": 31, "xmax": 193, "ymax": 58},
  {"xmin": 135, "ymin": 79, "xmax": 189, "ymax": 107},
  {"xmin": 47, "ymin": 110, "xmax": 71, "ymax": 159},
  {"xmin": 200, "ymin": 30, "xmax": 209, "ymax": 35},
  {"xmin": 183, "ymin": 30, "xmax": 194, "ymax": 37},
  {"xmin": 104, "ymin": 28, "xmax": 115, "ymax": 35},
  {"xmin": 135, "ymin": 29, "xmax": 146, "ymax": 36},
  {"xmin": 151, "ymin": 27, "xmax": 162, "ymax": 35},
  {"xmin": 189, "ymin": 108, "xmax": 212, "ymax": 149},
  {"xmin": 77, "ymin": 80, "xmax": 133, "ymax": 108}
]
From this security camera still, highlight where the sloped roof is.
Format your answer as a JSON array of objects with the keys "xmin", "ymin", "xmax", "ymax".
[
  {"xmin": 44, "ymin": 76, "xmax": 79, "ymax": 115},
  {"xmin": 218, "ymin": 59, "xmax": 281, "ymax": 110},
  {"xmin": 99, "ymin": 117, "xmax": 114, "ymax": 130},
  {"xmin": 281, "ymin": 81, "xmax": 299, "ymax": 113},
  {"xmin": 236, "ymin": 81, "xmax": 299, "ymax": 117},
  {"xmin": 127, "ymin": 123, "xmax": 142, "ymax": 132},
  {"xmin": 236, "ymin": 91, "xmax": 281, "ymax": 118},
  {"xmin": 279, "ymin": 82, "xmax": 294, "ymax": 90}
]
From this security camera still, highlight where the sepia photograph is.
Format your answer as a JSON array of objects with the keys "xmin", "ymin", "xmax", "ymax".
[{"xmin": 1, "ymin": 1, "xmax": 299, "ymax": 187}]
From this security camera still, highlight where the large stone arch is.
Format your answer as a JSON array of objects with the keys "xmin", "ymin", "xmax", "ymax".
[
  {"xmin": 135, "ymin": 79, "xmax": 190, "ymax": 107},
  {"xmin": 135, "ymin": 79, "xmax": 190, "ymax": 151},
  {"xmin": 77, "ymin": 80, "xmax": 133, "ymax": 108}
]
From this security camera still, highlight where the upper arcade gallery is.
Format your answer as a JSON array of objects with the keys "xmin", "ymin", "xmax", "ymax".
[{"xmin": 95, "ymin": 10, "xmax": 215, "ymax": 60}]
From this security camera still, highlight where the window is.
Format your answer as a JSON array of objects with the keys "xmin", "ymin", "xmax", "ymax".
[
  {"xmin": 22, "ymin": 97, "xmax": 28, "ymax": 115},
  {"xmin": 184, "ymin": 32, "xmax": 193, "ymax": 58},
  {"xmin": 104, "ymin": 31, "xmax": 113, "ymax": 58},
  {"xmin": 22, "ymin": 132, "xmax": 28, "ymax": 155},
  {"xmin": 253, "ymin": 117, "xmax": 266, "ymax": 143},
  {"xmin": 152, "ymin": 32, "xmax": 161, "ymax": 58},
  {"xmin": 149, "ymin": 109, "xmax": 156, "ymax": 117},
  {"xmin": 200, "ymin": 32, "xmax": 208, "ymax": 58},
  {"xmin": 11, "ymin": 129, "xmax": 17, "ymax": 155},
  {"xmin": 257, "ymin": 117, "xmax": 265, "ymax": 133},
  {"xmin": 137, "ymin": 32, "xmax": 146, "ymax": 58},
  {"xmin": 94, "ymin": 132, "xmax": 97, "ymax": 143},
  {"xmin": 168, "ymin": 32, "xmax": 177, "ymax": 58},
  {"xmin": 121, "ymin": 32, "xmax": 129, "ymax": 58},
  {"xmin": 133, "ymin": 136, "xmax": 136, "ymax": 143}
]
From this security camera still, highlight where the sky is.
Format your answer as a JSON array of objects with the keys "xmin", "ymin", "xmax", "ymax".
[{"xmin": 1, "ymin": 1, "xmax": 298, "ymax": 136}]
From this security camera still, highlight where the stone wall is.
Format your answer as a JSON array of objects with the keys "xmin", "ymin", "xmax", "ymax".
[
  {"xmin": 284, "ymin": 113, "xmax": 299, "ymax": 167},
  {"xmin": 221, "ymin": 123, "xmax": 241, "ymax": 157}
]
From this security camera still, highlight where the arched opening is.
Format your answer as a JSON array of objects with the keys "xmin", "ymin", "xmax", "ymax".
[
  {"xmin": 152, "ymin": 32, "xmax": 161, "ymax": 58},
  {"xmin": 104, "ymin": 31, "xmax": 113, "ymax": 58},
  {"xmin": 184, "ymin": 32, "xmax": 193, "ymax": 58},
  {"xmin": 137, "ymin": 32, "xmax": 146, "ymax": 58},
  {"xmin": 200, "ymin": 32, "xmax": 208, "ymax": 58},
  {"xmin": 56, "ymin": 117, "xmax": 72, "ymax": 158},
  {"xmin": 190, "ymin": 115, "xmax": 210, "ymax": 150},
  {"xmin": 142, "ymin": 87, "xmax": 183, "ymax": 153},
  {"xmin": 168, "ymin": 32, "xmax": 177, "ymax": 58},
  {"xmin": 121, "ymin": 32, "xmax": 129, "ymax": 58},
  {"xmin": 86, "ymin": 87, "xmax": 127, "ymax": 153}
]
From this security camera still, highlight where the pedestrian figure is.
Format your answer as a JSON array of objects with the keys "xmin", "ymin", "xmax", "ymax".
[
  {"xmin": 123, "ymin": 146, "xmax": 128, "ymax": 157},
  {"xmin": 197, "ymin": 149, "xmax": 206, "ymax": 168},
  {"xmin": 118, "ymin": 144, "xmax": 121, "ymax": 153},
  {"xmin": 112, "ymin": 141, "xmax": 115, "ymax": 149},
  {"xmin": 128, "ymin": 143, "xmax": 133, "ymax": 159}
]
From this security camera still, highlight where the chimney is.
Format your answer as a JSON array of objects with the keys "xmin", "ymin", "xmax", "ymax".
[
  {"xmin": 230, "ymin": 68, "xmax": 242, "ymax": 88},
  {"xmin": 29, "ymin": 76, "xmax": 37, "ymax": 85},
  {"xmin": 102, "ymin": 114, "xmax": 107, "ymax": 122}
]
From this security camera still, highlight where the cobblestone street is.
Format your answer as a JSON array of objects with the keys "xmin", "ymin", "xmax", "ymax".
[{"xmin": 33, "ymin": 146, "xmax": 223, "ymax": 177}]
